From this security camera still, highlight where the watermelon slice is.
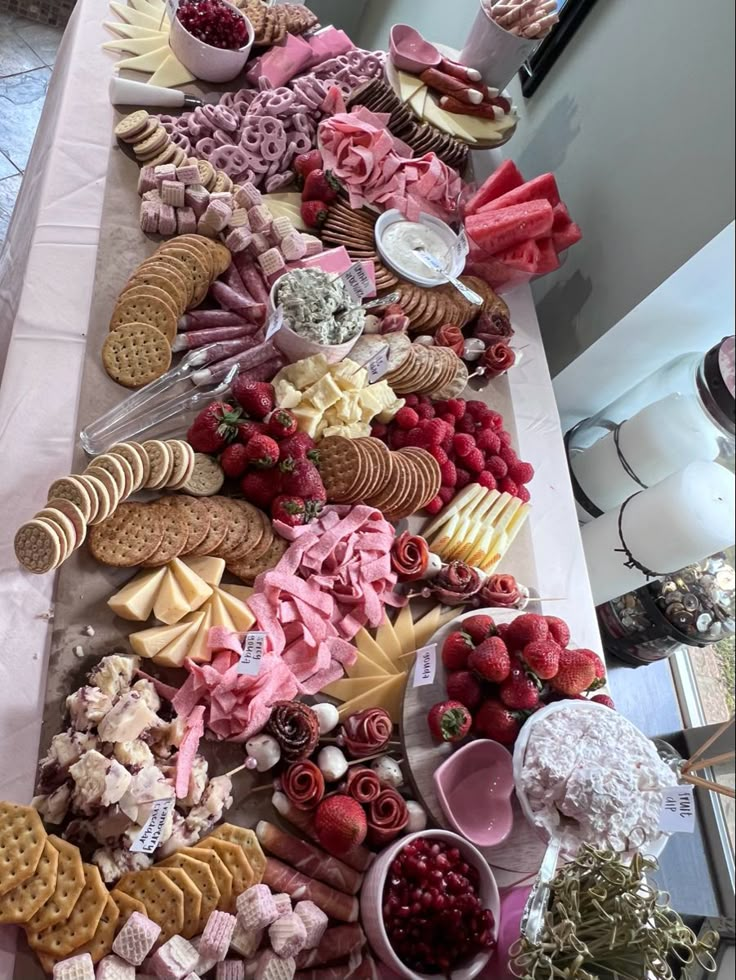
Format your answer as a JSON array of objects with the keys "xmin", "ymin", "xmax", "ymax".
[
  {"xmin": 464, "ymin": 257, "xmax": 532, "ymax": 291},
  {"xmin": 466, "ymin": 200, "xmax": 554, "ymax": 254},
  {"xmin": 535, "ymin": 237, "xmax": 561, "ymax": 274},
  {"xmin": 493, "ymin": 239, "xmax": 541, "ymax": 274},
  {"xmin": 552, "ymin": 201, "xmax": 570, "ymax": 230},
  {"xmin": 552, "ymin": 221, "xmax": 583, "ymax": 252},
  {"xmin": 464, "ymin": 160, "xmax": 524, "ymax": 215},
  {"xmin": 479, "ymin": 173, "xmax": 560, "ymax": 212}
]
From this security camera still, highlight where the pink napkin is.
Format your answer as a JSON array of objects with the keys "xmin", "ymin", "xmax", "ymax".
[
  {"xmin": 306, "ymin": 26, "xmax": 354, "ymax": 67},
  {"xmin": 246, "ymin": 33, "xmax": 314, "ymax": 88}
]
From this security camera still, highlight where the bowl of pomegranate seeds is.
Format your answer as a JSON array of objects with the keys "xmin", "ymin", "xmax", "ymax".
[
  {"xmin": 361, "ymin": 829, "xmax": 499, "ymax": 979},
  {"xmin": 170, "ymin": 0, "xmax": 254, "ymax": 83}
]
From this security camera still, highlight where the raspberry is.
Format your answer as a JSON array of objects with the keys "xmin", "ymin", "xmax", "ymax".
[
  {"xmin": 404, "ymin": 394, "xmax": 419, "ymax": 407},
  {"xmin": 418, "ymin": 417, "xmax": 447, "ymax": 446},
  {"xmin": 452, "ymin": 433, "xmax": 476, "ymax": 458},
  {"xmin": 440, "ymin": 432, "xmax": 454, "ymax": 452},
  {"xmin": 438, "ymin": 485, "xmax": 455, "ymax": 503},
  {"xmin": 477, "ymin": 471, "xmax": 497, "ymax": 490},
  {"xmin": 486, "ymin": 410, "xmax": 503, "ymax": 429},
  {"xmin": 370, "ymin": 422, "xmax": 387, "ymax": 439},
  {"xmin": 499, "ymin": 429, "xmax": 512, "ymax": 445},
  {"xmin": 475, "ymin": 408, "xmax": 494, "ymax": 428},
  {"xmin": 404, "ymin": 427, "xmax": 424, "ymax": 447},
  {"xmin": 431, "ymin": 447, "xmax": 448, "ymax": 465},
  {"xmin": 446, "ymin": 398, "xmax": 466, "ymax": 419},
  {"xmin": 499, "ymin": 476, "xmax": 518, "ymax": 495},
  {"xmin": 466, "ymin": 399, "xmax": 486, "ymax": 418},
  {"xmin": 456, "ymin": 414, "xmax": 476, "ymax": 434},
  {"xmin": 476, "ymin": 429, "xmax": 501, "ymax": 455},
  {"xmin": 464, "ymin": 448, "xmax": 485, "ymax": 473},
  {"xmin": 433, "ymin": 400, "xmax": 449, "ymax": 414},
  {"xmin": 499, "ymin": 445, "xmax": 517, "ymax": 467},
  {"xmin": 487, "ymin": 456, "xmax": 508, "ymax": 479},
  {"xmin": 415, "ymin": 403, "xmax": 435, "ymax": 420},
  {"xmin": 440, "ymin": 412, "xmax": 457, "ymax": 426},
  {"xmin": 455, "ymin": 468, "xmax": 471, "ymax": 489},
  {"xmin": 517, "ymin": 485, "xmax": 531, "ymax": 503},
  {"xmin": 425, "ymin": 495, "xmax": 443, "ymax": 514},
  {"xmin": 391, "ymin": 429, "xmax": 409, "ymax": 449},
  {"xmin": 395, "ymin": 406, "xmax": 419, "ymax": 430},
  {"xmin": 439, "ymin": 459, "xmax": 457, "ymax": 486},
  {"xmin": 509, "ymin": 460, "xmax": 534, "ymax": 485}
]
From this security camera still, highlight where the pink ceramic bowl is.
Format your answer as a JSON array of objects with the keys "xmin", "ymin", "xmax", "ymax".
[
  {"xmin": 389, "ymin": 24, "xmax": 441, "ymax": 73},
  {"xmin": 360, "ymin": 829, "xmax": 500, "ymax": 980},
  {"xmin": 169, "ymin": 0, "xmax": 254, "ymax": 83},
  {"xmin": 433, "ymin": 739, "xmax": 514, "ymax": 848}
]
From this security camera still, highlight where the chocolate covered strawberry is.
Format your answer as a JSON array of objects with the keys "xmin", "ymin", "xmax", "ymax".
[
  {"xmin": 427, "ymin": 700, "xmax": 472, "ymax": 743},
  {"xmin": 187, "ymin": 400, "xmax": 241, "ymax": 453},
  {"xmin": 314, "ymin": 795, "xmax": 367, "ymax": 856}
]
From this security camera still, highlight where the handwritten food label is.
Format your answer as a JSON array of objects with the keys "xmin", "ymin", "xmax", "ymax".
[
  {"xmin": 238, "ymin": 630, "xmax": 266, "ymax": 676},
  {"xmin": 658, "ymin": 785, "xmax": 695, "ymax": 834},
  {"xmin": 413, "ymin": 644, "xmax": 437, "ymax": 687},
  {"xmin": 130, "ymin": 798, "xmax": 175, "ymax": 854},
  {"xmin": 341, "ymin": 262, "xmax": 373, "ymax": 302},
  {"xmin": 364, "ymin": 344, "xmax": 390, "ymax": 383},
  {"xmin": 265, "ymin": 305, "xmax": 284, "ymax": 340}
]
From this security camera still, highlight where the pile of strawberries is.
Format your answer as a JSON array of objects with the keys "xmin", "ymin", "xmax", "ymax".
[
  {"xmin": 428, "ymin": 612, "xmax": 613, "ymax": 746},
  {"xmin": 372, "ymin": 395, "xmax": 533, "ymax": 512},
  {"xmin": 186, "ymin": 377, "xmax": 326, "ymax": 527}
]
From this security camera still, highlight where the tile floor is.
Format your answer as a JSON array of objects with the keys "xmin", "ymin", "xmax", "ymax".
[{"xmin": 0, "ymin": 11, "xmax": 64, "ymax": 244}]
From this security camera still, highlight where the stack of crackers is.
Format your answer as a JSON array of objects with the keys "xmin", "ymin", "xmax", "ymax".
[
  {"xmin": 235, "ymin": 0, "xmax": 318, "ymax": 46},
  {"xmin": 14, "ymin": 440, "xmax": 197, "ymax": 575},
  {"xmin": 317, "ymin": 436, "xmax": 441, "ymax": 521},
  {"xmin": 383, "ymin": 340, "xmax": 469, "ymax": 398},
  {"xmin": 103, "ymin": 234, "xmax": 231, "ymax": 388},
  {"xmin": 320, "ymin": 201, "xmax": 400, "ymax": 294},
  {"xmin": 347, "ymin": 78, "xmax": 469, "ymax": 172}
]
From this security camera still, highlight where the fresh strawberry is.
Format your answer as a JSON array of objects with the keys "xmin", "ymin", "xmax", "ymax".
[
  {"xmin": 303, "ymin": 169, "xmax": 341, "ymax": 203},
  {"xmin": 394, "ymin": 406, "xmax": 419, "ymax": 430},
  {"xmin": 301, "ymin": 199, "xmax": 329, "ymax": 228},
  {"xmin": 220, "ymin": 442, "xmax": 249, "ymax": 479},
  {"xmin": 499, "ymin": 665, "xmax": 541, "ymax": 710},
  {"xmin": 468, "ymin": 637, "xmax": 511, "ymax": 683},
  {"xmin": 446, "ymin": 670, "xmax": 483, "ymax": 710},
  {"xmin": 545, "ymin": 616, "xmax": 571, "ymax": 648},
  {"xmin": 314, "ymin": 795, "xmax": 367, "ymax": 856},
  {"xmin": 271, "ymin": 494, "xmax": 306, "ymax": 527},
  {"xmin": 474, "ymin": 699, "xmax": 520, "ymax": 744},
  {"xmin": 576, "ymin": 648, "xmax": 606, "ymax": 689},
  {"xmin": 282, "ymin": 458, "xmax": 326, "ymax": 504},
  {"xmin": 267, "ymin": 408, "xmax": 298, "ymax": 440},
  {"xmin": 187, "ymin": 400, "xmax": 241, "ymax": 453},
  {"xmin": 236, "ymin": 419, "xmax": 268, "ymax": 444},
  {"xmin": 550, "ymin": 649, "xmax": 596, "ymax": 696},
  {"xmin": 242, "ymin": 433, "xmax": 280, "ymax": 469},
  {"xmin": 441, "ymin": 631, "xmax": 474, "ymax": 670},
  {"xmin": 591, "ymin": 693, "xmax": 616, "ymax": 709},
  {"xmin": 522, "ymin": 639, "xmax": 561, "ymax": 680},
  {"xmin": 505, "ymin": 613, "xmax": 549, "ymax": 652},
  {"xmin": 462, "ymin": 614, "xmax": 495, "ymax": 645},
  {"xmin": 464, "ymin": 448, "xmax": 485, "ymax": 473},
  {"xmin": 278, "ymin": 431, "xmax": 316, "ymax": 465},
  {"xmin": 293, "ymin": 149, "xmax": 322, "ymax": 181},
  {"xmin": 240, "ymin": 469, "xmax": 281, "ymax": 508},
  {"xmin": 231, "ymin": 378, "xmax": 274, "ymax": 419},
  {"xmin": 427, "ymin": 700, "xmax": 472, "ymax": 742}
]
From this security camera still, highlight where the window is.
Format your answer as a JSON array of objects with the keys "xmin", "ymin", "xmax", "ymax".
[{"xmin": 519, "ymin": 0, "xmax": 599, "ymax": 97}]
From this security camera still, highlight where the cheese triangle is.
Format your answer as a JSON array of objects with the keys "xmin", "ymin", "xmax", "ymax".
[
  {"xmin": 220, "ymin": 583, "xmax": 254, "ymax": 602},
  {"xmin": 108, "ymin": 566, "xmax": 167, "ymax": 621},
  {"xmin": 104, "ymin": 20, "xmax": 165, "ymax": 38},
  {"xmin": 216, "ymin": 589, "xmax": 255, "ymax": 632},
  {"xmin": 154, "ymin": 613, "xmax": 206, "ymax": 667},
  {"xmin": 209, "ymin": 592, "xmax": 235, "ymax": 633},
  {"xmin": 153, "ymin": 569, "xmax": 191, "ymax": 625},
  {"xmin": 148, "ymin": 53, "xmax": 196, "ymax": 87},
  {"xmin": 188, "ymin": 604, "xmax": 214, "ymax": 664},
  {"xmin": 423, "ymin": 484, "xmax": 483, "ymax": 540},
  {"xmin": 115, "ymin": 45, "xmax": 172, "ymax": 74},
  {"xmin": 170, "ymin": 557, "xmax": 213, "ymax": 611},
  {"xmin": 110, "ymin": 2, "xmax": 166, "ymax": 29},
  {"xmin": 128, "ymin": 0, "xmax": 166, "ymax": 15},
  {"xmin": 345, "ymin": 648, "xmax": 391, "ymax": 680},
  {"xmin": 393, "ymin": 603, "xmax": 416, "ymax": 657},
  {"xmin": 322, "ymin": 675, "xmax": 389, "ymax": 700},
  {"xmin": 103, "ymin": 35, "xmax": 169, "ymax": 54},
  {"xmin": 182, "ymin": 556, "xmax": 225, "ymax": 587},
  {"xmin": 413, "ymin": 606, "xmax": 459, "ymax": 649},
  {"xmin": 336, "ymin": 673, "xmax": 406, "ymax": 724},
  {"xmin": 129, "ymin": 620, "xmax": 191, "ymax": 658},
  {"xmin": 374, "ymin": 616, "xmax": 402, "ymax": 663},
  {"xmin": 397, "ymin": 70, "xmax": 425, "ymax": 102},
  {"xmin": 408, "ymin": 86, "xmax": 428, "ymax": 119},
  {"xmin": 353, "ymin": 628, "xmax": 400, "ymax": 674}
]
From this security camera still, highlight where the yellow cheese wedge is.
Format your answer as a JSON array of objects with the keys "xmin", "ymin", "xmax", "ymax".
[
  {"xmin": 129, "ymin": 620, "xmax": 192, "ymax": 659},
  {"xmin": 110, "ymin": 2, "xmax": 165, "ymax": 29},
  {"xmin": 103, "ymin": 35, "xmax": 169, "ymax": 54},
  {"xmin": 153, "ymin": 570, "xmax": 191, "ymax": 625},
  {"xmin": 209, "ymin": 592, "xmax": 235, "ymax": 633},
  {"xmin": 375, "ymin": 616, "xmax": 402, "ymax": 663},
  {"xmin": 182, "ymin": 556, "xmax": 226, "ymax": 587},
  {"xmin": 413, "ymin": 606, "xmax": 459, "ymax": 649},
  {"xmin": 466, "ymin": 494, "xmax": 515, "ymax": 566},
  {"xmin": 452, "ymin": 491, "xmax": 507, "ymax": 564},
  {"xmin": 220, "ymin": 584, "xmax": 254, "ymax": 603},
  {"xmin": 188, "ymin": 604, "xmax": 214, "ymax": 664},
  {"xmin": 128, "ymin": 0, "xmax": 166, "ymax": 15},
  {"xmin": 481, "ymin": 502, "xmax": 530, "ymax": 572},
  {"xmin": 393, "ymin": 603, "xmax": 416, "ymax": 657},
  {"xmin": 148, "ymin": 52, "xmax": 196, "ymax": 88},
  {"xmin": 443, "ymin": 490, "xmax": 500, "ymax": 560},
  {"xmin": 322, "ymin": 675, "xmax": 389, "ymax": 700},
  {"xmin": 115, "ymin": 45, "xmax": 172, "ymax": 73},
  {"xmin": 216, "ymin": 589, "xmax": 255, "ymax": 632},
  {"xmin": 445, "ymin": 110, "xmax": 510, "ymax": 142},
  {"xmin": 423, "ymin": 484, "xmax": 484, "ymax": 540},
  {"xmin": 397, "ymin": 70, "xmax": 425, "ymax": 103},
  {"xmin": 336, "ymin": 673, "xmax": 407, "ymax": 724},
  {"xmin": 408, "ymin": 86, "xmax": 428, "ymax": 119},
  {"xmin": 104, "ymin": 20, "xmax": 166, "ymax": 38},
  {"xmin": 154, "ymin": 613, "xmax": 206, "ymax": 668},
  {"xmin": 108, "ymin": 566, "xmax": 167, "ymax": 621},
  {"xmin": 353, "ymin": 628, "xmax": 400, "ymax": 675},
  {"xmin": 169, "ymin": 557, "xmax": 213, "ymax": 611},
  {"xmin": 345, "ymin": 648, "xmax": 390, "ymax": 680}
]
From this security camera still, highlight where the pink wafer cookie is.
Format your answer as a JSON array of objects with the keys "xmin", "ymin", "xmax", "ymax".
[
  {"xmin": 271, "ymin": 893, "xmax": 291, "ymax": 917},
  {"xmin": 176, "ymin": 163, "xmax": 200, "ymax": 185},
  {"xmin": 268, "ymin": 912, "xmax": 307, "ymax": 958},
  {"xmin": 52, "ymin": 953, "xmax": 95, "ymax": 980},
  {"xmin": 236, "ymin": 885, "xmax": 279, "ymax": 932},
  {"xmin": 228, "ymin": 208, "xmax": 249, "ymax": 229},
  {"xmin": 249, "ymin": 233, "xmax": 271, "ymax": 255},
  {"xmin": 254, "ymin": 950, "xmax": 295, "ymax": 980},
  {"xmin": 237, "ymin": 182, "xmax": 262, "ymax": 208},
  {"xmin": 162, "ymin": 180, "xmax": 185, "ymax": 207},
  {"xmin": 142, "ymin": 189, "xmax": 162, "ymax": 203},
  {"xmin": 257, "ymin": 248, "xmax": 285, "ymax": 277},
  {"xmin": 185, "ymin": 185, "xmax": 210, "ymax": 218},
  {"xmin": 138, "ymin": 166, "xmax": 157, "ymax": 194},
  {"xmin": 229, "ymin": 921, "xmax": 262, "ymax": 958},
  {"xmin": 280, "ymin": 232, "xmax": 306, "ymax": 262},
  {"xmin": 271, "ymin": 217, "xmax": 295, "ymax": 242},
  {"xmin": 148, "ymin": 935, "xmax": 199, "ymax": 979},
  {"xmin": 293, "ymin": 901, "xmax": 328, "ymax": 949},
  {"xmin": 201, "ymin": 200, "xmax": 232, "ymax": 233},
  {"xmin": 225, "ymin": 227, "xmax": 253, "ymax": 252},
  {"xmin": 216, "ymin": 962, "xmax": 245, "ymax": 980},
  {"xmin": 200, "ymin": 910, "xmax": 237, "ymax": 962},
  {"xmin": 248, "ymin": 205, "xmax": 272, "ymax": 233},
  {"xmin": 95, "ymin": 954, "xmax": 136, "ymax": 980},
  {"xmin": 177, "ymin": 207, "xmax": 198, "ymax": 235},
  {"xmin": 301, "ymin": 234, "xmax": 323, "ymax": 257},
  {"xmin": 140, "ymin": 200, "xmax": 160, "ymax": 234},
  {"xmin": 112, "ymin": 911, "xmax": 162, "ymax": 966},
  {"xmin": 155, "ymin": 164, "xmax": 177, "ymax": 185},
  {"xmin": 159, "ymin": 203, "xmax": 178, "ymax": 236}
]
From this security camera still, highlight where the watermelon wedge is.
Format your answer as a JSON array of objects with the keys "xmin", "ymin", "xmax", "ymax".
[
  {"xmin": 535, "ymin": 237, "xmax": 561, "ymax": 274},
  {"xmin": 494, "ymin": 239, "xmax": 541, "ymax": 274},
  {"xmin": 478, "ymin": 173, "xmax": 560, "ymax": 212},
  {"xmin": 464, "ymin": 160, "xmax": 524, "ymax": 215},
  {"xmin": 552, "ymin": 201, "xmax": 570, "ymax": 230},
  {"xmin": 466, "ymin": 200, "xmax": 554, "ymax": 254},
  {"xmin": 552, "ymin": 221, "xmax": 583, "ymax": 252}
]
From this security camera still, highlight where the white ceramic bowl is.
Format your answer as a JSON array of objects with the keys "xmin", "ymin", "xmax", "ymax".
[
  {"xmin": 375, "ymin": 209, "xmax": 464, "ymax": 288},
  {"xmin": 360, "ymin": 829, "xmax": 500, "ymax": 980},
  {"xmin": 269, "ymin": 277, "xmax": 364, "ymax": 365},
  {"xmin": 169, "ymin": 0, "xmax": 253, "ymax": 83}
]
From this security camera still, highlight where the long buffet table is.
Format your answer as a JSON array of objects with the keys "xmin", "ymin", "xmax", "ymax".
[{"xmin": 0, "ymin": 1, "xmax": 601, "ymax": 975}]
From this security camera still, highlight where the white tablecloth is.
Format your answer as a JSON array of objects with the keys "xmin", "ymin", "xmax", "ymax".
[{"xmin": 0, "ymin": 1, "xmax": 600, "ymax": 972}]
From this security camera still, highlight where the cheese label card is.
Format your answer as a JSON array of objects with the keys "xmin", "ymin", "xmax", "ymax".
[
  {"xmin": 266, "ymin": 305, "xmax": 284, "ymax": 340},
  {"xmin": 130, "ymin": 798, "xmax": 175, "ymax": 853},
  {"xmin": 364, "ymin": 344, "xmax": 390, "ymax": 383},
  {"xmin": 341, "ymin": 262, "xmax": 373, "ymax": 302},
  {"xmin": 413, "ymin": 644, "xmax": 437, "ymax": 687},
  {"xmin": 658, "ymin": 785, "xmax": 695, "ymax": 834},
  {"xmin": 238, "ymin": 630, "xmax": 266, "ymax": 676},
  {"xmin": 446, "ymin": 228, "xmax": 469, "ymax": 269}
]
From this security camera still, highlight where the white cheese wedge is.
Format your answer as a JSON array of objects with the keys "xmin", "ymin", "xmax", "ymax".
[
  {"xmin": 375, "ymin": 616, "xmax": 402, "ymax": 663},
  {"xmin": 188, "ymin": 604, "xmax": 214, "ymax": 664},
  {"xmin": 393, "ymin": 603, "xmax": 416, "ymax": 657},
  {"xmin": 336, "ymin": 673, "xmax": 407, "ymax": 724},
  {"xmin": 182, "ymin": 556, "xmax": 226, "ymax": 587},
  {"xmin": 147, "ymin": 52, "xmax": 196, "ymax": 88},
  {"xmin": 423, "ymin": 484, "xmax": 484, "ymax": 540},
  {"xmin": 169, "ymin": 557, "xmax": 213, "ymax": 611},
  {"xmin": 353, "ymin": 628, "xmax": 400, "ymax": 675},
  {"xmin": 345, "ymin": 648, "xmax": 391, "ymax": 680},
  {"xmin": 108, "ymin": 566, "xmax": 167, "ymax": 621},
  {"xmin": 413, "ymin": 606, "xmax": 459, "ymax": 650},
  {"xmin": 216, "ymin": 589, "xmax": 255, "ymax": 632},
  {"xmin": 154, "ymin": 613, "xmax": 206, "ymax": 668},
  {"xmin": 450, "ymin": 492, "xmax": 508, "ymax": 564},
  {"xmin": 128, "ymin": 0, "xmax": 166, "ymax": 15},
  {"xmin": 128, "ymin": 620, "xmax": 192, "ymax": 659},
  {"xmin": 481, "ymin": 502, "xmax": 530, "ymax": 572},
  {"xmin": 104, "ymin": 20, "xmax": 165, "ymax": 39},
  {"xmin": 110, "ymin": 2, "xmax": 166, "ymax": 29},
  {"xmin": 322, "ymin": 675, "xmax": 390, "ymax": 700},
  {"xmin": 114, "ymin": 45, "xmax": 172, "ymax": 73},
  {"xmin": 103, "ymin": 35, "xmax": 169, "ymax": 54},
  {"xmin": 220, "ymin": 583, "xmax": 254, "ymax": 602},
  {"xmin": 397, "ymin": 70, "xmax": 425, "ymax": 103},
  {"xmin": 209, "ymin": 592, "xmax": 235, "ymax": 633},
  {"xmin": 443, "ymin": 490, "xmax": 501, "ymax": 560},
  {"xmin": 408, "ymin": 86, "xmax": 428, "ymax": 119},
  {"xmin": 153, "ymin": 570, "xmax": 191, "ymax": 625}
]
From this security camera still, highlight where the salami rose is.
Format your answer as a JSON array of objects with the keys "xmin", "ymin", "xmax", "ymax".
[
  {"xmin": 429, "ymin": 561, "xmax": 482, "ymax": 605},
  {"xmin": 341, "ymin": 708, "xmax": 392, "ymax": 759},
  {"xmin": 282, "ymin": 760, "xmax": 325, "ymax": 811},
  {"xmin": 474, "ymin": 308, "xmax": 513, "ymax": 342},
  {"xmin": 345, "ymin": 766, "xmax": 381, "ymax": 804},
  {"xmin": 381, "ymin": 312, "xmax": 410, "ymax": 334},
  {"xmin": 267, "ymin": 701, "xmax": 320, "ymax": 763},
  {"xmin": 390, "ymin": 531, "xmax": 429, "ymax": 582},
  {"xmin": 435, "ymin": 323, "xmax": 465, "ymax": 356},
  {"xmin": 481, "ymin": 341, "xmax": 516, "ymax": 378},
  {"xmin": 366, "ymin": 788, "xmax": 409, "ymax": 846},
  {"xmin": 479, "ymin": 573, "xmax": 521, "ymax": 608}
]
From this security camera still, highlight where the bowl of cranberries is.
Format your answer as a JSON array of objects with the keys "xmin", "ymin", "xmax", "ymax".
[
  {"xmin": 361, "ymin": 830, "xmax": 499, "ymax": 979},
  {"xmin": 170, "ymin": 0, "xmax": 254, "ymax": 83}
]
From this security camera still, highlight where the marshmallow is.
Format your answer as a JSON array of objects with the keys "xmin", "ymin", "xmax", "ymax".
[
  {"xmin": 216, "ymin": 963, "xmax": 246, "ymax": 980},
  {"xmin": 200, "ymin": 910, "xmax": 237, "ymax": 962},
  {"xmin": 236, "ymin": 884, "xmax": 279, "ymax": 932},
  {"xmin": 229, "ymin": 921, "xmax": 262, "ymax": 958},
  {"xmin": 293, "ymin": 901, "xmax": 328, "ymax": 950},
  {"xmin": 254, "ymin": 950, "xmax": 295, "ymax": 980},
  {"xmin": 52, "ymin": 954, "xmax": 95, "ymax": 980},
  {"xmin": 147, "ymin": 935, "xmax": 198, "ymax": 979},
  {"xmin": 271, "ymin": 893, "xmax": 292, "ymax": 917},
  {"xmin": 95, "ymin": 955, "xmax": 135, "ymax": 980},
  {"xmin": 112, "ymin": 912, "xmax": 161, "ymax": 966},
  {"xmin": 268, "ymin": 912, "xmax": 307, "ymax": 958}
]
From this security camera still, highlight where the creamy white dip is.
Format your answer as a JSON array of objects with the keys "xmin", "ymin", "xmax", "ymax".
[{"xmin": 380, "ymin": 220, "xmax": 450, "ymax": 282}]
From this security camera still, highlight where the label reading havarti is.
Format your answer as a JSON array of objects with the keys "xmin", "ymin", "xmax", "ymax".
[
  {"xmin": 266, "ymin": 305, "xmax": 284, "ymax": 340},
  {"xmin": 364, "ymin": 344, "xmax": 390, "ymax": 383},
  {"xmin": 341, "ymin": 262, "xmax": 373, "ymax": 303},
  {"xmin": 238, "ymin": 630, "xmax": 266, "ymax": 676},
  {"xmin": 658, "ymin": 785, "xmax": 695, "ymax": 834},
  {"xmin": 413, "ymin": 644, "xmax": 437, "ymax": 687},
  {"xmin": 130, "ymin": 798, "xmax": 175, "ymax": 854}
]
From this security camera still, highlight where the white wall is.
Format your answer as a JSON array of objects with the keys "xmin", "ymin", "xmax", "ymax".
[{"xmin": 355, "ymin": 0, "xmax": 736, "ymax": 376}]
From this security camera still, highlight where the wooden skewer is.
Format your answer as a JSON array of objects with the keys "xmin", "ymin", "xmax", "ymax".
[
  {"xmin": 680, "ymin": 771, "xmax": 736, "ymax": 799},
  {"xmin": 682, "ymin": 716, "xmax": 734, "ymax": 772},
  {"xmin": 685, "ymin": 750, "xmax": 736, "ymax": 773}
]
